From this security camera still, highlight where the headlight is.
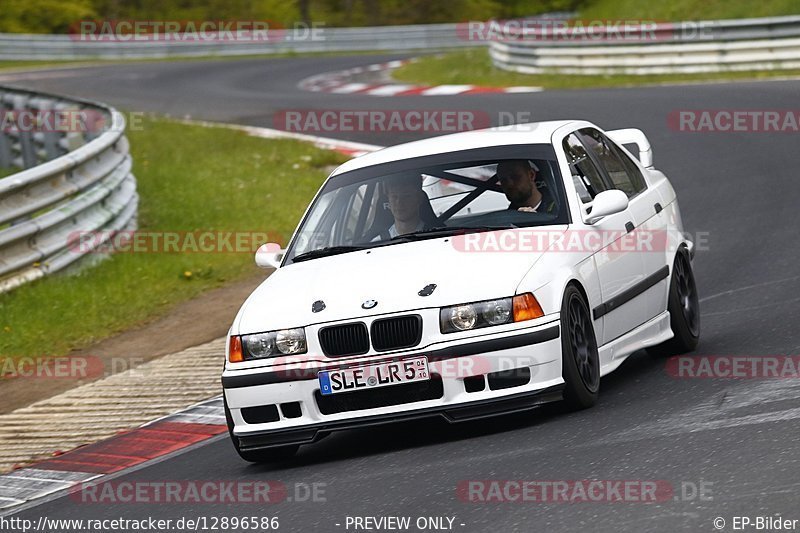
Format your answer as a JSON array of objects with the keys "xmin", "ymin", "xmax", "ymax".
[
  {"xmin": 440, "ymin": 294, "xmax": 543, "ymax": 334},
  {"xmin": 243, "ymin": 332, "xmax": 275, "ymax": 358},
  {"xmin": 482, "ymin": 299, "xmax": 512, "ymax": 325},
  {"xmin": 448, "ymin": 304, "xmax": 478, "ymax": 331},
  {"xmin": 275, "ymin": 328, "xmax": 307, "ymax": 354},
  {"xmin": 239, "ymin": 328, "xmax": 307, "ymax": 360}
]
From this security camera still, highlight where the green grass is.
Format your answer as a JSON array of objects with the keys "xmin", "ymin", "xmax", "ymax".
[
  {"xmin": 0, "ymin": 167, "xmax": 18, "ymax": 178},
  {"xmin": 0, "ymin": 116, "xmax": 346, "ymax": 358},
  {"xmin": 393, "ymin": 49, "xmax": 800, "ymax": 90},
  {"xmin": 580, "ymin": 0, "xmax": 799, "ymax": 21},
  {"xmin": 0, "ymin": 60, "xmax": 93, "ymax": 71}
]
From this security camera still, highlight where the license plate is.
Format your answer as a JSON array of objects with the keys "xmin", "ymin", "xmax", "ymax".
[{"xmin": 318, "ymin": 357, "xmax": 430, "ymax": 396}]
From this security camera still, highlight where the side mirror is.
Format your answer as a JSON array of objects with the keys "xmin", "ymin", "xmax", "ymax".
[
  {"xmin": 586, "ymin": 190, "xmax": 629, "ymax": 224},
  {"xmin": 255, "ymin": 243, "xmax": 284, "ymax": 269}
]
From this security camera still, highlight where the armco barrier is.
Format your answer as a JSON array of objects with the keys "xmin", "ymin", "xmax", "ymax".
[
  {"xmin": 489, "ymin": 15, "xmax": 800, "ymax": 74},
  {"xmin": 0, "ymin": 86, "xmax": 137, "ymax": 292}
]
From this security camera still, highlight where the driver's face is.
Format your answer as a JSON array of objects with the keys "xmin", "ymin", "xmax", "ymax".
[
  {"xmin": 498, "ymin": 168, "xmax": 535, "ymax": 204},
  {"xmin": 387, "ymin": 187, "xmax": 421, "ymax": 221}
]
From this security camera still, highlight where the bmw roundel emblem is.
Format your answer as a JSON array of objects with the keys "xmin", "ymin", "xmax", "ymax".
[{"xmin": 361, "ymin": 299, "xmax": 378, "ymax": 309}]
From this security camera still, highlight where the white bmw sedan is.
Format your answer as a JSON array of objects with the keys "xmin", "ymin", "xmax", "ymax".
[{"xmin": 221, "ymin": 120, "xmax": 700, "ymax": 462}]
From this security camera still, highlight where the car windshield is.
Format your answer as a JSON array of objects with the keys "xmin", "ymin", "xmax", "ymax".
[{"xmin": 285, "ymin": 144, "xmax": 569, "ymax": 263}]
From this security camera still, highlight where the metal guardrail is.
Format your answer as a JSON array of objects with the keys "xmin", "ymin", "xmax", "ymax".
[
  {"xmin": 0, "ymin": 24, "xmax": 481, "ymax": 60},
  {"xmin": 489, "ymin": 15, "xmax": 800, "ymax": 74},
  {"xmin": 0, "ymin": 86, "xmax": 137, "ymax": 292}
]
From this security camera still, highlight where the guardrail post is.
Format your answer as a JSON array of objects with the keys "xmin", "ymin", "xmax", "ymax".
[
  {"xmin": 30, "ymin": 96, "xmax": 63, "ymax": 161},
  {"xmin": 0, "ymin": 90, "xmax": 11, "ymax": 168},
  {"xmin": 12, "ymin": 94, "xmax": 37, "ymax": 168},
  {"xmin": 0, "ymin": 128, "xmax": 11, "ymax": 169}
]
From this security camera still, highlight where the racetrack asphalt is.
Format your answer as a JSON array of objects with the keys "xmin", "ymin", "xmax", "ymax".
[{"xmin": 4, "ymin": 54, "xmax": 800, "ymax": 532}]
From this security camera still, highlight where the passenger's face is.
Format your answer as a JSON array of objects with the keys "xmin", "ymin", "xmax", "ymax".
[
  {"xmin": 387, "ymin": 186, "xmax": 420, "ymax": 222},
  {"xmin": 498, "ymin": 168, "xmax": 535, "ymax": 204}
]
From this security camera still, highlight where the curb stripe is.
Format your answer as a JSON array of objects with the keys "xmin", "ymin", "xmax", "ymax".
[
  {"xmin": 395, "ymin": 86, "xmax": 431, "ymax": 96},
  {"xmin": 419, "ymin": 84, "xmax": 475, "ymax": 95},
  {"xmin": 297, "ymin": 59, "xmax": 541, "ymax": 97},
  {"xmin": 365, "ymin": 84, "xmax": 418, "ymax": 96},
  {"xmin": 330, "ymin": 82, "xmax": 372, "ymax": 93},
  {"xmin": 56, "ymin": 422, "xmax": 225, "ymax": 472}
]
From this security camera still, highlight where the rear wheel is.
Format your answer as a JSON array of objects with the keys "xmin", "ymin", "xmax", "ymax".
[
  {"xmin": 223, "ymin": 397, "xmax": 299, "ymax": 463},
  {"xmin": 561, "ymin": 285, "xmax": 600, "ymax": 409},
  {"xmin": 651, "ymin": 251, "xmax": 700, "ymax": 356}
]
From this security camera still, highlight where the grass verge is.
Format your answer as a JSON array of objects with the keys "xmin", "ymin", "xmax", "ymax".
[
  {"xmin": 393, "ymin": 49, "xmax": 800, "ymax": 90},
  {"xmin": 580, "ymin": 0, "xmax": 799, "ymax": 21},
  {"xmin": 0, "ymin": 116, "xmax": 346, "ymax": 358},
  {"xmin": 0, "ymin": 167, "xmax": 18, "ymax": 178}
]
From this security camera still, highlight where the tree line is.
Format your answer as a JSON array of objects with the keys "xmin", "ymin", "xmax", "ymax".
[{"xmin": 0, "ymin": 0, "xmax": 585, "ymax": 34}]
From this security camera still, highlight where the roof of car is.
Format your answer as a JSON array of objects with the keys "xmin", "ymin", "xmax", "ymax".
[{"xmin": 330, "ymin": 120, "xmax": 585, "ymax": 176}]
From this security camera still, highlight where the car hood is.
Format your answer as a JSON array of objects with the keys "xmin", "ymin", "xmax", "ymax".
[{"xmin": 235, "ymin": 226, "xmax": 567, "ymax": 333}]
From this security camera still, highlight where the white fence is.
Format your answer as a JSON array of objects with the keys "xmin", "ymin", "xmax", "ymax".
[
  {"xmin": 489, "ymin": 15, "xmax": 800, "ymax": 74},
  {"xmin": 0, "ymin": 86, "xmax": 137, "ymax": 292},
  {"xmin": 0, "ymin": 24, "xmax": 481, "ymax": 60}
]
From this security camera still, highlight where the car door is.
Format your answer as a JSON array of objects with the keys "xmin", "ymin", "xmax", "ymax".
[
  {"xmin": 563, "ymin": 131, "xmax": 645, "ymax": 346},
  {"xmin": 577, "ymin": 128, "xmax": 669, "ymax": 325}
]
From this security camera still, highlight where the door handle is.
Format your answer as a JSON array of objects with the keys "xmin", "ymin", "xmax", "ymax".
[
  {"xmin": 625, "ymin": 221, "xmax": 635, "ymax": 233},
  {"xmin": 654, "ymin": 202, "xmax": 663, "ymax": 214}
]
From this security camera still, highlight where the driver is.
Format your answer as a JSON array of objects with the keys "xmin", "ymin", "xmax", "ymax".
[
  {"xmin": 496, "ymin": 159, "xmax": 556, "ymax": 214},
  {"xmin": 384, "ymin": 175, "xmax": 431, "ymax": 237}
]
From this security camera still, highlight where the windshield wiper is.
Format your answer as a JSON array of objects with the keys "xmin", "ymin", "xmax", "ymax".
[
  {"xmin": 291, "ymin": 245, "xmax": 367, "ymax": 262},
  {"xmin": 391, "ymin": 224, "xmax": 517, "ymax": 241}
]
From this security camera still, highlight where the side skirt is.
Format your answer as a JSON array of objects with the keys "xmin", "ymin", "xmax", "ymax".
[{"xmin": 598, "ymin": 311, "xmax": 673, "ymax": 377}]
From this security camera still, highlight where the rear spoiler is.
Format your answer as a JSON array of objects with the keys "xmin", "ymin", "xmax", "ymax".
[{"xmin": 606, "ymin": 128, "xmax": 653, "ymax": 169}]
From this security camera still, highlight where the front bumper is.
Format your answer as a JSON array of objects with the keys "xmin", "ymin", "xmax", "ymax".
[{"xmin": 222, "ymin": 320, "xmax": 563, "ymax": 451}]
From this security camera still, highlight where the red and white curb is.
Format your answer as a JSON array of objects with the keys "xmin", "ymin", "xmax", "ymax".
[
  {"xmin": 298, "ymin": 59, "xmax": 542, "ymax": 96},
  {"xmin": 0, "ymin": 397, "xmax": 227, "ymax": 511}
]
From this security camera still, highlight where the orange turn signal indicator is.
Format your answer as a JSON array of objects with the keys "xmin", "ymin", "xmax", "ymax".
[
  {"xmin": 513, "ymin": 293, "xmax": 544, "ymax": 322},
  {"xmin": 228, "ymin": 335, "xmax": 244, "ymax": 363}
]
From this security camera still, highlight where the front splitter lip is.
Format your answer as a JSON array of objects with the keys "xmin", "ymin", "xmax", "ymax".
[
  {"xmin": 222, "ymin": 323, "xmax": 560, "ymax": 389},
  {"xmin": 234, "ymin": 385, "xmax": 564, "ymax": 451}
]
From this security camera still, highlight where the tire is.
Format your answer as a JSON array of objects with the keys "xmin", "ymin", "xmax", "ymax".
[
  {"xmin": 561, "ymin": 284, "xmax": 600, "ymax": 409},
  {"xmin": 651, "ymin": 250, "xmax": 700, "ymax": 356},
  {"xmin": 223, "ymin": 397, "xmax": 299, "ymax": 463}
]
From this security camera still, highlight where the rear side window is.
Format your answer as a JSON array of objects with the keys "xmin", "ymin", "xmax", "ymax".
[
  {"xmin": 563, "ymin": 133, "xmax": 606, "ymax": 203},
  {"xmin": 578, "ymin": 128, "xmax": 646, "ymax": 198}
]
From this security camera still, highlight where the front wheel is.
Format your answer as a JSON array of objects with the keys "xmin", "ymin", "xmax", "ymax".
[
  {"xmin": 561, "ymin": 285, "xmax": 600, "ymax": 409},
  {"xmin": 224, "ymin": 396, "xmax": 299, "ymax": 463},
  {"xmin": 651, "ymin": 251, "xmax": 700, "ymax": 356}
]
